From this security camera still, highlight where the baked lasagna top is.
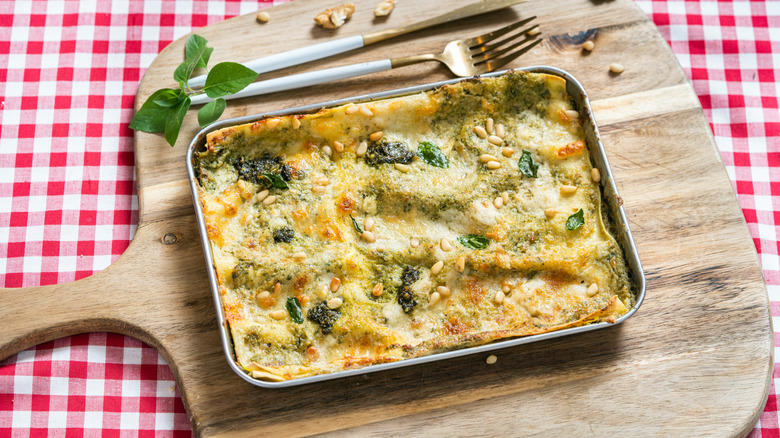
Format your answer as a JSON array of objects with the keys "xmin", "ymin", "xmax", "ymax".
[{"xmin": 194, "ymin": 71, "xmax": 634, "ymax": 381}]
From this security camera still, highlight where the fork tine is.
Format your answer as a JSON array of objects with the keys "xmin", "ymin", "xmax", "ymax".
[
  {"xmin": 465, "ymin": 16, "xmax": 536, "ymax": 49},
  {"xmin": 476, "ymin": 38, "xmax": 543, "ymax": 73},
  {"xmin": 472, "ymin": 26, "xmax": 540, "ymax": 64},
  {"xmin": 470, "ymin": 22, "xmax": 540, "ymax": 56}
]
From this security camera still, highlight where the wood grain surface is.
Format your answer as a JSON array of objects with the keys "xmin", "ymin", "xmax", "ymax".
[{"xmin": 0, "ymin": 0, "xmax": 773, "ymax": 436}]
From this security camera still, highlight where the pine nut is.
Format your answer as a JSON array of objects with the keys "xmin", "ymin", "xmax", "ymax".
[
  {"xmin": 486, "ymin": 118, "xmax": 494, "ymax": 134},
  {"xmin": 609, "ymin": 63, "xmax": 625, "ymax": 74},
  {"xmin": 428, "ymin": 292, "xmax": 441, "ymax": 306},
  {"xmin": 437, "ymin": 286, "xmax": 451, "ymax": 297},
  {"xmin": 560, "ymin": 185, "xmax": 578, "ymax": 194},
  {"xmin": 502, "ymin": 283, "xmax": 511, "ymax": 293},
  {"xmin": 486, "ymin": 161, "xmax": 502, "ymax": 170},
  {"xmin": 519, "ymin": 131, "xmax": 530, "ymax": 140},
  {"xmin": 479, "ymin": 154, "xmax": 498, "ymax": 163},
  {"xmin": 330, "ymin": 277, "xmax": 341, "ymax": 292},
  {"xmin": 345, "ymin": 105, "xmax": 359, "ymax": 115},
  {"xmin": 395, "ymin": 163, "xmax": 411, "ymax": 173},
  {"xmin": 256, "ymin": 291, "xmax": 270, "ymax": 304},
  {"xmin": 291, "ymin": 117, "xmax": 301, "ymax": 129},
  {"xmin": 274, "ymin": 282, "xmax": 282, "ymax": 294},
  {"xmin": 364, "ymin": 218, "xmax": 375, "ymax": 231},
  {"xmin": 312, "ymin": 185, "xmax": 327, "ymax": 193},
  {"xmin": 410, "ymin": 237, "xmax": 420, "ymax": 248},
  {"xmin": 501, "ymin": 192, "xmax": 509, "ymax": 204},
  {"xmin": 327, "ymin": 297, "xmax": 343, "ymax": 309},
  {"xmin": 430, "ymin": 260, "xmax": 444, "ymax": 275},
  {"xmin": 440, "ymin": 238, "xmax": 452, "ymax": 252},
  {"xmin": 487, "ymin": 135, "xmax": 504, "ymax": 146},
  {"xmin": 333, "ymin": 141, "xmax": 344, "ymax": 152},
  {"xmin": 321, "ymin": 145, "xmax": 332, "ymax": 157},
  {"xmin": 494, "ymin": 290, "xmax": 505, "ymax": 304},
  {"xmin": 356, "ymin": 141, "xmax": 368, "ymax": 157},
  {"xmin": 565, "ymin": 110, "xmax": 579, "ymax": 120},
  {"xmin": 266, "ymin": 118, "xmax": 281, "ymax": 129},
  {"xmin": 316, "ymin": 176, "xmax": 330, "ymax": 185},
  {"xmin": 263, "ymin": 195, "xmax": 277, "ymax": 205},
  {"xmin": 369, "ymin": 131, "xmax": 384, "ymax": 141},
  {"xmin": 372, "ymin": 283, "xmax": 384, "ymax": 297},
  {"xmin": 292, "ymin": 252, "xmax": 307, "ymax": 260},
  {"xmin": 582, "ymin": 40, "xmax": 595, "ymax": 51},
  {"xmin": 455, "ymin": 256, "xmax": 465, "ymax": 273},
  {"xmin": 486, "ymin": 354, "xmax": 498, "ymax": 364},
  {"xmin": 362, "ymin": 231, "xmax": 376, "ymax": 242},
  {"xmin": 359, "ymin": 106, "xmax": 374, "ymax": 117},
  {"xmin": 269, "ymin": 309, "xmax": 287, "ymax": 320},
  {"xmin": 528, "ymin": 27, "xmax": 541, "ymax": 36},
  {"xmin": 502, "ymin": 147, "xmax": 514, "ymax": 157},
  {"xmin": 256, "ymin": 189, "xmax": 269, "ymax": 202},
  {"xmin": 591, "ymin": 168, "xmax": 601, "ymax": 182},
  {"xmin": 495, "ymin": 123, "xmax": 506, "ymax": 139},
  {"xmin": 545, "ymin": 208, "xmax": 557, "ymax": 218},
  {"xmin": 493, "ymin": 196, "xmax": 504, "ymax": 209},
  {"xmin": 586, "ymin": 283, "xmax": 599, "ymax": 297},
  {"xmin": 473, "ymin": 125, "xmax": 488, "ymax": 139},
  {"xmin": 307, "ymin": 345, "xmax": 319, "ymax": 358},
  {"xmin": 236, "ymin": 179, "xmax": 246, "ymax": 191},
  {"xmin": 256, "ymin": 11, "xmax": 271, "ymax": 22}
]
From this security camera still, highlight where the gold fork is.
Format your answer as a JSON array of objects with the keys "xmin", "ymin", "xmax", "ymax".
[{"xmin": 191, "ymin": 18, "xmax": 542, "ymax": 105}]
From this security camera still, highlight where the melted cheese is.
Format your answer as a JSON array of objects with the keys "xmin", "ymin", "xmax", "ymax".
[{"xmin": 194, "ymin": 71, "xmax": 635, "ymax": 381}]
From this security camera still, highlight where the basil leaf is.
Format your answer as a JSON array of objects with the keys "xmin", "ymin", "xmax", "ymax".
[
  {"xmin": 197, "ymin": 98, "xmax": 226, "ymax": 127},
  {"xmin": 286, "ymin": 297, "xmax": 304, "ymax": 324},
  {"xmin": 565, "ymin": 209, "xmax": 585, "ymax": 230},
  {"xmin": 129, "ymin": 89, "xmax": 176, "ymax": 133},
  {"xmin": 203, "ymin": 62, "xmax": 259, "ymax": 98},
  {"xmin": 173, "ymin": 41, "xmax": 208, "ymax": 84},
  {"xmin": 417, "ymin": 141, "xmax": 449, "ymax": 168},
  {"xmin": 458, "ymin": 234, "xmax": 490, "ymax": 250},
  {"xmin": 518, "ymin": 150, "xmax": 539, "ymax": 178},
  {"xmin": 185, "ymin": 34, "xmax": 213, "ymax": 69},
  {"xmin": 262, "ymin": 173, "xmax": 289, "ymax": 189},
  {"xmin": 350, "ymin": 215, "xmax": 363, "ymax": 234},
  {"xmin": 152, "ymin": 88, "xmax": 185, "ymax": 108},
  {"xmin": 163, "ymin": 96, "xmax": 191, "ymax": 147}
]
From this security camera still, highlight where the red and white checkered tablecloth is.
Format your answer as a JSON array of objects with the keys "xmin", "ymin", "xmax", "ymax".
[{"xmin": 0, "ymin": 0, "xmax": 777, "ymax": 435}]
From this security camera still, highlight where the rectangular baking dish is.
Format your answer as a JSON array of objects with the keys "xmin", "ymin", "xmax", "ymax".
[{"xmin": 186, "ymin": 66, "xmax": 646, "ymax": 388}]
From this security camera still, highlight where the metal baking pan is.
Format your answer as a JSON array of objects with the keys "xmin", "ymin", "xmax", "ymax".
[{"xmin": 186, "ymin": 66, "xmax": 646, "ymax": 388}]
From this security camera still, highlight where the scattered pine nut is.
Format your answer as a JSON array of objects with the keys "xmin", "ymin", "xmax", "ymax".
[
  {"xmin": 263, "ymin": 195, "xmax": 277, "ymax": 205},
  {"xmin": 266, "ymin": 118, "xmax": 281, "ymax": 129},
  {"xmin": 582, "ymin": 40, "xmax": 595, "ymax": 51},
  {"xmin": 345, "ymin": 105, "xmax": 359, "ymax": 115},
  {"xmin": 372, "ymin": 283, "xmax": 384, "ymax": 297},
  {"xmin": 410, "ymin": 237, "xmax": 420, "ymax": 248},
  {"xmin": 487, "ymin": 135, "xmax": 504, "ymax": 146},
  {"xmin": 501, "ymin": 192, "xmax": 509, "ymax": 204},
  {"xmin": 256, "ymin": 291, "xmax": 271, "ymax": 305},
  {"xmin": 586, "ymin": 283, "xmax": 599, "ymax": 297},
  {"xmin": 256, "ymin": 189, "xmax": 269, "ymax": 202},
  {"xmin": 364, "ymin": 218, "xmax": 375, "ymax": 231},
  {"xmin": 479, "ymin": 154, "xmax": 498, "ymax": 163},
  {"xmin": 369, "ymin": 131, "xmax": 384, "ymax": 141},
  {"xmin": 291, "ymin": 117, "xmax": 301, "ymax": 129},
  {"xmin": 502, "ymin": 147, "xmax": 514, "ymax": 157},
  {"xmin": 330, "ymin": 277, "xmax": 341, "ymax": 292},
  {"xmin": 591, "ymin": 168, "xmax": 601, "ymax": 182},
  {"xmin": 307, "ymin": 345, "xmax": 319, "ymax": 359},
  {"xmin": 474, "ymin": 125, "xmax": 488, "ymax": 139},
  {"xmin": 361, "ymin": 230, "xmax": 376, "ymax": 243},
  {"xmin": 321, "ymin": 145, "xmax": 332, "ymax": 157},
  {"xmin": 494, "ymin": 290, "xmax": 505, "ymax": 304},
  {"xmin": 455, "ymin": 256, "xmax": 466, "ymax": 273},
  {"xmin": 327, "ymin": 297, "xmax": 343, "ymax": 309},
  {"xmin": 486, "ymin": 160, "xmax": 502, "ymax": 170},
  {"xmin": 486, "ymin": 118, "xmax": 495, "ymax": 134},
  {"xmin": 527, "ymin": 27, "xmax": 540, "ymax": 36},
  {"xmin": 565, "ymin": 110, "xmax": 579, "ymax": 120},
  {"xmin": 333, "ymin": 141, "xmax": 344, "ymax": 152},
  {"xmin": 440, "ymin": 238, "xmax": 452, "ymax": 252},
  {"xmin": 502, "ymin": 283, "xmax": 511, "ymax": 293},
  {"xmin": 374, "ymin": 0, "xmax": 395, "ymax": 16},
  {"xmin": 431, "ymin": 260, "xmax": 444, "ymax": 275},
  {"xmin": 359, "ymin": 106, "xmax": 374, "ymax": 117},
  {"xmin": 256, "ymin": 11, "xmax": 271, "ymax": 22},
  {"xmin": 395, "ymin": 163, "xmax": 411, "ymax": 173},
  {"xmin": 495, "ymin": 123, "xmax": 506, "ymax": 138},
  {"xmin": 274, "ymin": 282, "xmax": 282, "ymax": 294},
  {"xmin": 493, "ymin": 196, "xmax": 504, "ymax": 209},
  {"xmin": 609, "ymin": 63, "xmax": 625, "ymax": 74},
  {"xmin": 292, "ymin": 252, "xmax": 307, "ymax": 260},
  {"xmin": 545, "ymin": 208, "xmax": 557, "ymax": 218},
  {"xmin": 269, "ymin": 309, "xmax": 287, "ymax": 320},
  {"xmin": 356, "ymin": 141, "xmax": 368, "ymax": 157},
  {"xmin": 312, "ymin": 185, "xmax": 327, "ymax": 193},
  {"xmin": 560, "ymin": 185, "xmax": 578, "ymax": 195},
  {"xmin": 486, "ymin": 354, "xmax": 498, "ymax": 364},
  {"xmin": 437, "ymin": 286, "xmax": 451, "ymax": 297},
  {"xmin": 428, "ymin": 292, "xmax": 441, "ymax": 306}
]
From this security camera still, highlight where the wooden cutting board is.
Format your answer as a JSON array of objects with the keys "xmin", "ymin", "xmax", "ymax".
[{"xmin": 1, "ymin": 0, "xmax": 773, "ymax": 436}]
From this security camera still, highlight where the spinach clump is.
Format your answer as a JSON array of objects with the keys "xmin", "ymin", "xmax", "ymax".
[
  {"xmin": 365, "ymin": 140, "xmax": 415, "ymax": 166},
  {"xmin": 397, "ymin": 266, "xmax": 420, "ymax": 313},
  {"xmin": 307, "ymin": 301, "xmax": 341, "ymax": 334},
  {"xmin": 231, "ymin": 154, "xmax": 291, "ymax": 188}
]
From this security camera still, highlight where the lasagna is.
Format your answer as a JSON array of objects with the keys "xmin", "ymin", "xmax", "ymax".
[{"xmin": 193, "ymin": 71, "xmax": 634, "ymax": 381}]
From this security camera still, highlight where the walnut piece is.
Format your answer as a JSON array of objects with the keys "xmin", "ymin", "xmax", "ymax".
[
  {"xmin": 374, "ymin": 0, "xmax": 395, "ymax": 17},
  {"xmin": 314, "ymin": 3, "xmax": 356, "ymax": 29}
]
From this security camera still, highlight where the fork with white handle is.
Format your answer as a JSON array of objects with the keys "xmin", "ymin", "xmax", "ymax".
[{"xmin": 190, "ymin": 17, "xmax": 541, "ymax": 105}]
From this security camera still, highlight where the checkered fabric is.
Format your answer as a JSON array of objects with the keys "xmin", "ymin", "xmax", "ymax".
[{"xmin": 0, "ymin": 0, "xmax": 777, "ymax": 435}]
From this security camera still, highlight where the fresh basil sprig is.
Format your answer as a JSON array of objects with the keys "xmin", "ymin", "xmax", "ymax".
[
  {"xmin": 129, "ymin": 35, "xmax": 259, "ymax": 146},
  {"xmin": 518, "ymin": 150, "xmax": 539, "ymax": 178},
  {"xmin": 458, "ymin": 234, "xmax": 490, "ymax": 250},
  {"xmin": 286, "ymin": 297, "xmax": 304, "ymax": 324},
  {"xmin": 418, "ymin": 142, "xmax": 449, "ymax": 168},
  {"xmin": 566, "ymin": 209, "xmax": 585, "ymax": 230}
]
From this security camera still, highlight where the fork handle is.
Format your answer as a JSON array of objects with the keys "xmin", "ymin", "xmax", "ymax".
[{"xmin": 190, "ymin": 59, "xmax": 393, "ymax": 105}]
